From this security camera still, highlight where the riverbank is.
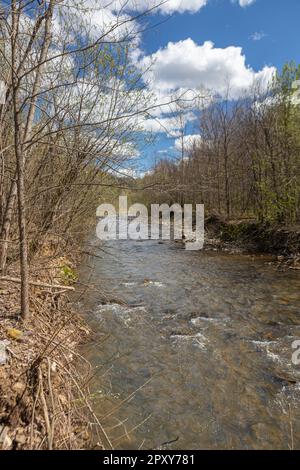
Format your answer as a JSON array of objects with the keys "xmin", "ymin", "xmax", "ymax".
[
  {"xmin": 202, "ymin": 216, "xmax": 300, "ymax": 269},
  {"xmin": 0, "ymin": 247, "xmax": 109, "ymax": 450}
]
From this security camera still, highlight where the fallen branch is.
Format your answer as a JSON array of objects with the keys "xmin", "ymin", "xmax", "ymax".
[
  {"xmin": 0, "ymin": 276, "xmax": 75, "ymax": 291},
  {"xmin": 56, "ymin": 360, "xmax": 113, "ymax": 450},
  {"xmin": 38, "ymin": 367, "xmax": 53, "ymax": 450}
]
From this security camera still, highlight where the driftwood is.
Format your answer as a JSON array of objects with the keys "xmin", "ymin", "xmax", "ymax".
[{"xmin": 0, "ymin": 276, "xmax": 75, "ymax": 291}]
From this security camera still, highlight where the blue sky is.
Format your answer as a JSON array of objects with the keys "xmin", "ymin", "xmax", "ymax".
[
  {"xmin": 127, "ymin": 0, "xmax": 300, "ymax": 174},
  {"xmin": 144, "ymin": 0, "xmax": 300, "ymax": 69},
  {"xmin": 76, "ymin": 1, "xmax": 299, "ymax": 175}
]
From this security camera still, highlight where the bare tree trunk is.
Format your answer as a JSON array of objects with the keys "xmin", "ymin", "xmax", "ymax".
[
  {"xmin": 13, "ymin": 105, "xmax": 29, "ymax": 320},
  {"xmin": 11, "ymin": 0, "xmax": 29, "ymax": 319},
  {"xmin": 0, "ymin": 0, "xmax": 54, "ymax": 272},
  {"xmin": 0, "ymin": 178, "xmax": 18, "ymax": 272},
  {"xmin": 224, "ymin": 140, "xmax": 230, "ymax": 220}
]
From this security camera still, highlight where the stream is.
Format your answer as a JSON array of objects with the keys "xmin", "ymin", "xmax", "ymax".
[{"xmin": 77, "ymin": 235, "xmax": 300, "ymax": 450}]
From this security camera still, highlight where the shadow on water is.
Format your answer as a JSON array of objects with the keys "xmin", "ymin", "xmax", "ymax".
[{"xmin": 76, "ymin": 236, "xmax": 300, "ymax": 450}]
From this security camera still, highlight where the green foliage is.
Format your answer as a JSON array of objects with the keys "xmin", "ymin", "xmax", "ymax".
[
  {"xmin": 233, "ymin": 61, "xmax": 300, "ymax": 224},
  {"xmin": 219, "ymin": 222, "xmax": 253, "ymax": 242},
  {"xmin": 136, "ymin": 61, "xmax": 300, "ymax": 227},
  {"xmin": 60, "ymin": 265, "xmax": 77, "ymax": 284},
  {"xmin": 274, "ymin": 61, "xmax": 300, "ymax": 97}
]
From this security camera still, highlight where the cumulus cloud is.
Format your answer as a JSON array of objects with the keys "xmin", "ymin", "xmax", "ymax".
[
  {"xmin": 57, "ymin": 2, "xmax": 193, "ymax": 45},
  {"xmin": 139, "ymin": 38, "xmax": 276, "ymax": 100},
  {"xmin": 54, "ymin": 1, "xmax": 208, "ymax": 50},
  {"xmin": 101, "ymin": 0, "xmax": 208, "ymax": 15},
  {"xmin": 143, "ymin": 116, "xmax": 179, "ymax": 134},
  {"xmin": 61, "ymin": 0, "xmax": 254, "ymax": 30},
  {"xmin": 56, "ymin": 1, "xmax": 270, "ymax": 143},
  {"xmin": 65, "ymin": 0, "xmax": 208, "ymax": 21},
  {"xmin": 55, "ymin": 1, "xmax": 139, "ymax": 42},
  {"xmin": 107, "ymin": 0, "xmax": 255, "ymax": 14},
  {"xmin": 155, "ymin": 0, "xmax": 208, "ymax": 14},
  {"xmin": 237, "ymin": 0, "xmax": 256, "ymax": 6},
  {"xmin": 143, "ymin": 112, "xmax": 196, "ymax": 135},
  {"xmin": 174, "ymin": 134, "xmax": 202, "ymax": 152},
  {"xmin": 55, "ymin": 1, "xmax": 257, "ymax": 45}
]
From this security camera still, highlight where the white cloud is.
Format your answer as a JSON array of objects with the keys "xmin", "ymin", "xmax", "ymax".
[
  {"xmin": 54, "ymin": 1, "xmax": 271, "ymax": 143},
  {"xmin": 99, "ymin": 0, "xmax": 254, "ymax": 14},
  {"xmin": 54, "ymin": 1, "xmax": 210, "ymax": 55},
  {"xmin": 156, "ymin": 0, "xmax": 208, "ymax": 14},
  {"xmin": 139, "ymin": 38, "xmax": 276, "ymax": 100},
  {"xmin": 55, "ymin": 1, "xmax": 258, "ymax": 48},
  {"xmin": 111, "ymin": 166, "xmax": 144, "ymax": 178},
  {"xmin": 143, "ymin": 116, "xmax": 178, "ymax": 134},
  {"xmin": 61, "ymin": 0, "xmax": 254, "ymax": 30},
  {"xmin": 55, "ymin": 1, "xmax": 139, "ymax": 42},
  {"xmin": 174, "ymin": 134, "xmax": 202, "ymax": 152},
  {"xmin": 105, "ymin": 0, "xmax": 208, "ymax": 15},
  {"xmin": 238, "ymin": 0, "xmax": 256, "ymax": 6},
  {"xmin": 65, "ymin": 0, "xmax": 208, "ymax": 21},
  {"xmin": 143, "ymin": 112, "xmax": 196, "ymax": 135},
  {"xmin": 250, "ymin": 31, "xmax": 266, "ymax": 41}
]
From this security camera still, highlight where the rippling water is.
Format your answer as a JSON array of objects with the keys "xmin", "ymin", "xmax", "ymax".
[{"xmin": 77, "ymin": 236, "xmax": 300, "ymax": 450}]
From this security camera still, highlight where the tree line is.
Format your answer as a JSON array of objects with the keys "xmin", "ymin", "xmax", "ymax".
[
  {"xmin": 0, "ymin": 0, "xmax": 158, "ymax": 319},
  {"xmin": 1, "ymin": 2, "xmax": 299, "ymax": 320},
  {"xmin": 137, "ymin": 64, "xmax": 300, "ymax": 225}
]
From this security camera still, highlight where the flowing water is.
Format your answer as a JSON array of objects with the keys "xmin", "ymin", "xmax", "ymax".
[{"xmin": 78, "ymin": 235, "xmax": 300, "ymax": 450}]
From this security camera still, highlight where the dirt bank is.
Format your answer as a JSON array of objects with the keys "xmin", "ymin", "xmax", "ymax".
[
  {"xmin": 204, "ymin": 216, "xmax": 300, "ymax": 266},
  {"xmin": 0, "ymin": 251, "xmax": 110, "ymax": 450}
]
